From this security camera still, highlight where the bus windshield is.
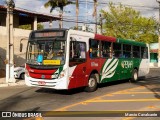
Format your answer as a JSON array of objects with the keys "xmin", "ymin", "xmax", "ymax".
[{"xmin": 26, "ymin": 40, "xmax": 66, "ymax": 66}]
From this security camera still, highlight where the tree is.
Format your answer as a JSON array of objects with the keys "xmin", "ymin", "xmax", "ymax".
[
  {"xmin": 19, "ymin": 23, "xmax": 44, "ymax": 30},
  {"xmin": 100, "ymin": 3, "xmax": 158, "ymax": 43},
  {"xmin": 44, "ymin": 0, "xmax": 73, "ymax": 28}
]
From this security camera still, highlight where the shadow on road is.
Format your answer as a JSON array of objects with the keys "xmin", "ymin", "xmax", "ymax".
[
  {"xmin": 35, "ymin": 79, "xmax": 130, "ymax": 95},
  {"xmin": 133, "ymin": 68, "xmax": 160, "ymax": 99},
  {"xmin": 35, "ymin": 87, "xmax": 85, "ymax": 95}
]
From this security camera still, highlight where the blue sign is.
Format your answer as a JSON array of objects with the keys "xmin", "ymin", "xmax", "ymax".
[{"xmin": 37, "ymin": 54, "xmax": 43, "ymax": 63}]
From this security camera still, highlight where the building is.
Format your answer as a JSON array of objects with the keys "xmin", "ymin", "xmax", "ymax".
[
  {"xmin": 150, "ymin": 43, "xmax": 158, "ymax": 67},
  {"xmin": 0, "ymin": 5, "xmax": 60, "ymax": 75}
]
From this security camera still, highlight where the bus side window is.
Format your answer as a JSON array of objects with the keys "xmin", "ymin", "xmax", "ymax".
[
  {"xmin": 113, "ymin": 43, "xmax": 122, "ymax": 58},
  {"xmin": 70, "ymin": 41, "xmax": 86, "ymax": 62},
  {"xmin": 89, "ymin": 39, "xmax": 99, "ymax": 58},
  {"xmin": 101, "ymin": 41, "xmax": 111, "ymax": 58},
  {"xmin": 133, "ymin": 46, "xmax": 140, "ymax": 58},
  {"xmin": 123, "ymin": 44, "xmax": 131, "ymax": 58},
  {"xmin": 141, "ymin": 47, "xmax": 148, "ymax": 59}
]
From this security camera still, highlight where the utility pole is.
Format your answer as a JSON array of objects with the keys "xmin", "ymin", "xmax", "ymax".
[
  {"xmin": 59, "ymin": 11, "xmax": 63, "ymax": 29},
  {"xmin": 93, "ymin": 0, "xmax": 97, "ymax": 33},
  {"xmin": 157, "ymin": 0, "xmax": 160, "ymax": 67},
  {"xmin": 99, "ymin": 14, "xmax": 102, "ymax": 34},
  {"xmin": 84, "ymin": 0, "xmax": 88, "ymax": 32},
  {"xmin": 6, "ymin": 0, "xmax": 15, "ymax": 83}
]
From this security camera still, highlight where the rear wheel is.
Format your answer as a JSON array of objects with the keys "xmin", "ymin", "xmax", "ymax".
[
  {"xmin": 84, "ymin": 74, "xmax": 98, "ymax": 92},
  {"xmin": 131, "ymin": 69, "xmax": 138, "ymax": 82}
]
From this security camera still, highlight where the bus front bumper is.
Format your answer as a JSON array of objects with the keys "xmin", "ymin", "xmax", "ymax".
[{"xmin": 25, "ymin": 75, "xmax": 68, "ymax": 90}]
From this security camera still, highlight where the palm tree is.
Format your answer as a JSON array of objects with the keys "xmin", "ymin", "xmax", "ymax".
[
  {"xmin": 92, "ymin": 0, "xmax": 97, "ymax": 33},
  {"xmin": 44, "ymin": 0, "xmax": 73, "ymax": 28},
  {"xmin": 76, "ymin": 0, "xmax": 79, "ymax": 30}
]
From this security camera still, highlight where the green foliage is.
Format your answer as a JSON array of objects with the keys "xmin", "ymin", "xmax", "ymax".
[
  {"xmin": 44, "ymin": 0, "xmax": 73, "ymax": 12},
  {"xmin": 100, "ymin": 3, "xmax": 158, "ymax": 43},
  {"xmin": 19, "ymin": 23, "xmax": 44, "ymax": 30}
]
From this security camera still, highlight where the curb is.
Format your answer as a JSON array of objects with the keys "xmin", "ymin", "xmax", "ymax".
[{"xmin": 0, "ymin": 81, "xmax": 26, "ymax": 87}]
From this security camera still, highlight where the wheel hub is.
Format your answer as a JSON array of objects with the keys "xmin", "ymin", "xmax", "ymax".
[{"xmin": 88, "ymin": 78, "xmax": 96, "ymax": 87}]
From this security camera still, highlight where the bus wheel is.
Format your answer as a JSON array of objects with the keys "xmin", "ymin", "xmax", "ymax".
[
  {"xmin": 20, "ymin": 73, "xmax": 25, "ymax": 80},
  {"xmin": 84, "ymin": 74, "xmax": 98, "ymax": 92},
  {"xmin": 131, "ymin": 69, "xmax": 138, "ymax": 82}
]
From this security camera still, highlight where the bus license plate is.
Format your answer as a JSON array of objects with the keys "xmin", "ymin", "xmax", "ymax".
[{"xmin": 38, "ymin": 81, "xmax": 46, "ymax": 85}]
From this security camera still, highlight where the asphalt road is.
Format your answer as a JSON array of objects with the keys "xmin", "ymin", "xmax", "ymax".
[{"xmin": 0, "ymin": 68, "xmax": 160, "ymax": 120}]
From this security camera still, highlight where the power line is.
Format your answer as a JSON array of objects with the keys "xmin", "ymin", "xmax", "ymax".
[{"xmin": 1, "ymin": 0, "xmax": 158, "ymax": 10}]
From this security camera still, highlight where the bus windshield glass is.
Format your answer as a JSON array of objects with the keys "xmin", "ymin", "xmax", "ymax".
[{"xmin": 26, "ymin": 40, "xmax": 66, "ymax": 66}]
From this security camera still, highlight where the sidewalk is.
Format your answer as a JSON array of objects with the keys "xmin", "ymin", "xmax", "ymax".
[{"xmin": 0, "ymin": 77, "xmax": 25, "ymax": 87}]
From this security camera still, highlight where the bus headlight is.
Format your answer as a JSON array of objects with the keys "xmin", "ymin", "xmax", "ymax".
[
  {"xmin": 58, "ymin": 70, "xmax": 66, "ymax": 79},
  {"xmin": 51, "ymin": 73, "xmax": 59, "ymax": 79},
  {"xmin": 25, "ymin": 69, "xmax": 30, "ymax": 77}
]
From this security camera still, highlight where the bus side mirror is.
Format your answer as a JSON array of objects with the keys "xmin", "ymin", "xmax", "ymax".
[{"xmin": 20, "ymin": 43, "xmax": 23, "ymax": 52}]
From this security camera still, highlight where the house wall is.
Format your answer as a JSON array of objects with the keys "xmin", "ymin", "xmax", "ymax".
[{"xmin": 0, "ymin": 26, "xmax": 31, "ymax": 70}]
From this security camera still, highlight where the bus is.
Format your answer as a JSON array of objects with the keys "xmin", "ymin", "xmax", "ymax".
[{"xmin": 20, "ymin": 28, "xmax": 150, "ymax": 92}]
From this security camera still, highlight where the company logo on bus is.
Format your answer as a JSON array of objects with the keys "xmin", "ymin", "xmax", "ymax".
[
  {"xmin": 121, "ymin": 61, "xmax": 133, "ymax": 68},
  {"xmin": 41, "ymin": 75, "xmax": 45, "ymax": 79},
  {"xmin": 91, "ymin": 62, "xmax": 98, "ymax": 67},
  {"xmin": 38, "ymin": 81, "xmax": 46, "ymax": 85}
]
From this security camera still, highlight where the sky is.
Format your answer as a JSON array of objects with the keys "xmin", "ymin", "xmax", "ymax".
[{"xmin": 0, "ymin": 0, "xmax": 159, "ymax": 32}]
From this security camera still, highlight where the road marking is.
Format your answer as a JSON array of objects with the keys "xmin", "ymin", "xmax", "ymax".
[
  {"xmin": 85, "ymin": 99, "xmax": 160, "ymax": 103},
  {"xmin": 25, "ymin": 117, "xmax": 44, "ymax": 120},
  {"xmin": 147, "ymin": 105, "xmax": 156, "ymax": 109},
  {"xmin": 54, "ymin": 86, "xmax": 145, "ymax": 111},
  {"xmin": 113, "ymin": 91, "xmax": 160, "ymax": 94},
  {"xmin": 40, "ymin": 85, "xmax": 160, "ymax": 119}
]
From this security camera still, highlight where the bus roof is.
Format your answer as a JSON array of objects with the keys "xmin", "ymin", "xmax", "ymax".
[
  {"xmin": 29, "ymin": 29, "xmax": 147, "ymax": 47},
  {"xmin": 31, "ymin": 28, "xmax": 68, "ymax": 33},
  {"xmin": 94, "ymin": 34, "xmax": 146, "ymax": 47},
  {"xmin": 117, "ymin": 38, "xmax": 147, "ymax": 47},
  {"xmin": 94, "ymin": 34, "xmax": 116, "ymax": 42}
]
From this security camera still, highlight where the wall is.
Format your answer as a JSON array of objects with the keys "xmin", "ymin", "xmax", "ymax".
[{"xmin": 0, "ymin": 26, "xmax": 31, "ymax": 70}]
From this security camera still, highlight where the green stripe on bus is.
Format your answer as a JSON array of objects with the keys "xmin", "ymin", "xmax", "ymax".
[{"xmin": 117, "ymin": 38, "xmax": 147, "ymax": 47}]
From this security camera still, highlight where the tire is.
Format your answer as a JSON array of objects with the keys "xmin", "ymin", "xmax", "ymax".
[
  {"xmin": 130, "ymin": 69, "xmax": 138, "ymax": 82},
  {"xmin": 84, "ymin": 74, "xmax": 98, "ymax": 92},
  {"xmin": 20, "ymin": 73, "xmax": 25, "ymax": 80}
]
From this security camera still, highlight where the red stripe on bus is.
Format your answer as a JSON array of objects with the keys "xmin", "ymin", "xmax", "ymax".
[
  {"xmin": 95, "ymin": 34, "xmax": 116, "ymax": 42},
  {"xmin": 26, "ymin": 64, "xmax": 57, "ymax": 79}
]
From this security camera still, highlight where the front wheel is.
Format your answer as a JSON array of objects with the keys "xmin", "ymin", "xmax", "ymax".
[
  {"xmin": 130, "ymin": 69, "xmax": 138, "ymax": 82},
  {"xmin": 84, "ymin": 74, "xmax": 98, "ymax": 92},
  {"xmin": 20, "ymin": 73, "xmax": 25, "ymax": 80}
]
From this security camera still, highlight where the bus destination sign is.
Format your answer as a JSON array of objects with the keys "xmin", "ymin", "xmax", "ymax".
[{"xmin": 33, "ymin": 31, "xmax": 64, "ymax": 38}]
